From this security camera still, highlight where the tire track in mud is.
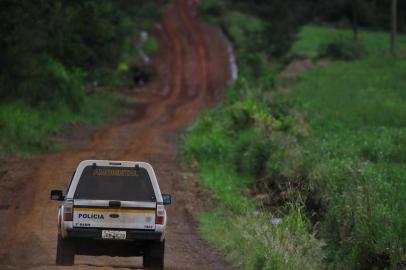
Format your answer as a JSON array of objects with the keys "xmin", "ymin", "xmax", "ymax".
[{"xmin": 0, "ymin": 1, "xmax": 232, "ymax": 269}]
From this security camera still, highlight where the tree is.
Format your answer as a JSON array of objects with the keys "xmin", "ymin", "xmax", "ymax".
[
  {"xmin": 352, "ymin": 0, "xmax": 359, "ymax": 44},
  {"xmin": 223, "ymin": 0, "xmax": 312, "ymax": 57},
  {"xmin": 390, "ymin": 0, "xmax": 398, "ymax": 57},
  {"xmin": 351, "ymin": 0, "xmax": 362, "ymax": 57}
]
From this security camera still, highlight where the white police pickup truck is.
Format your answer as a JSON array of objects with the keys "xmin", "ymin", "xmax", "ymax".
[{"xmin": 50, "ymin": 160, "xmax": 171, "ymax": 269}]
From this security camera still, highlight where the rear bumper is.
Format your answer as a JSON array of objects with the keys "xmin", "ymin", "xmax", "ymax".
[
  {"xmin": 66, "ymin": 228, "xmax": 163, "ymax": 256},
  {"xmin": 67, "ymin": 228, "xmax": 162, "ymax": 241}
]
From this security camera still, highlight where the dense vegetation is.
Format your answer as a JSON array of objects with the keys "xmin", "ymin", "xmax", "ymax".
[
  {"xmin": 292, "ymin": 26, "xmax": 406, "ymax": 59},
  {"xmin": 202, "ymin": 0, "xmax": 406, "ymax": 58},
  {"xmin": 284, "ymin": 53, "xmax": 406, "ymax": 269},
  {"xmin": 0, "ymin": 1, "xmax": 159, "ymax": 156},
  {"xmin": 184, "ymin": 1, "xmax": 406, "ymax": 269}
]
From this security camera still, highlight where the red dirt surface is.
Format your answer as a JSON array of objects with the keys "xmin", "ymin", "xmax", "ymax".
[{"xmin": 0, "ymin": 1, "xmax": 233, "ymax": 269}]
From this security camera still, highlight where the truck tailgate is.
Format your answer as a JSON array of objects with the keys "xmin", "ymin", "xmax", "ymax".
[{"xmin": 73, "ymin": 200, "xmax": 156, "ymax": 230}]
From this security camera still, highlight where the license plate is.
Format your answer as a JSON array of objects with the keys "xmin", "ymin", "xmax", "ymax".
[{"xmin": 102, "ymin": 230, "xmax": 127, "ymax": 240}]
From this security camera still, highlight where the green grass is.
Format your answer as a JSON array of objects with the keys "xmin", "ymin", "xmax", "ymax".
[
  {"xmin": 184, "ymin": 23, "xmax": 406, "ymax": 269},
  {"xmin": 183, "ymin": 82, "xmax": 325, "ymax": 269},
  {"xmin": 0, "ymin": 91, "xmax": 125, "ymax": 157},
  {"xmin": 200, "ymin": 207, "xmax": 324, "ymax": 270},
  {"xmin": 274, "ymin": 26, "xmax": 406, "ymax": 268},
  {"xmin": 280, "ymin": 56, "xmax": 406, "ymax": 268},
  {"xmin": 291, "ymin": 25, "xmax": 406, "ymax": 58}
]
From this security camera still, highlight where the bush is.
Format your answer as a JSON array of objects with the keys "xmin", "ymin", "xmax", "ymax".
[
  {"xmin": 182, "ymin": 75, "xmax": 321, "ymax": 269},
  {"xmin": 15, "ymin": 56, "xmax": 85, "ymax": 111},
  {"xmin": 201, "ymin": 0, "xmax": 225, "ymax": 22},
  {"xmin": 0, "ymin": 90, "xmax": 125, "ymax": 157},
  {"xmin": 318, "ymin": 37, "xmax": 365, "ymax": 60},
  {"xmin": 0, "ymin": 103, "xmax": 50, "ymax": 154},
  {"xmin": 143, "ymin": 36, "xmax": 159, "ymax": 56}
]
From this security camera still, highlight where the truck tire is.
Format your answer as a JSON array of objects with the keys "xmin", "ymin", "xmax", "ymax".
[
  {"xmin": 143, "ymin": 240, "xmax": 165, "ymax": 270},
  {"xmin": 56, "ymin": 235, "xmax": 75, "ymax": 266}
]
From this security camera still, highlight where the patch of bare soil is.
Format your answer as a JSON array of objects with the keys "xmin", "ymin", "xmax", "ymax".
[{"xmin": 280, "ymin": 58, "xmax": 314, "ymax": 78}]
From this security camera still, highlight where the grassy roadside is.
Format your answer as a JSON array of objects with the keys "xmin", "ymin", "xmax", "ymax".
[
  {"xmin": 0, "ymin": 91, "xmax": 126, "ymax": 157},
  {"xmin": 183, "ymin": 12, "xmax": 406, "ymax": 270},
  {"xmin": 183, "ymin": 12, "xmax": 326, "ymax": 269}
]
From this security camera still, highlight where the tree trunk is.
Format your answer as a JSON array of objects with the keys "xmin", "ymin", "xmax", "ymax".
[
  {"xmin": 351, "ymin": 0, "xmax": 360, "ymax": 57},
  {"xmin": 390, "ymin": 0, "xmax": 397, "ymax": 57},
  {"xmin": 352, "ymin": 0, "xmax": 358, "ymax": 44}
]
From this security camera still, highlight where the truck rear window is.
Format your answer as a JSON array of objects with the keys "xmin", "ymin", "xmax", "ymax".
[{"xmin": 74, "ymin": 166, "xmax": 156, "ymax": 202}]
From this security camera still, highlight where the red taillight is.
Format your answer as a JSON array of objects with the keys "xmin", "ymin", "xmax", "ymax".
[
  {"xmin": 155, "ymin": 204, "xmax": 165, "ymax": 225},
  {"xmin": 63, "ymin": 200, "xmax": 73, "ymax": 221}
]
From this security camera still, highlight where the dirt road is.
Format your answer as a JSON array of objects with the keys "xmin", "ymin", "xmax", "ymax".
[{"xmin": 0, "ymin": 1, "xmax": 232, "ymax": 269}]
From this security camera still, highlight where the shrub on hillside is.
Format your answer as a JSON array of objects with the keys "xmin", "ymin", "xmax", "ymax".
[
  {"xmin": 201, "ymin": 0, "xmax": 225, "ymax": 19},
  {"xmin": 20, "ymin": 57, "xmax": 85, "ymax": 111},
  {"xmin": 318, "ymin": 37, "xmax": 365, "ymax": 60}
]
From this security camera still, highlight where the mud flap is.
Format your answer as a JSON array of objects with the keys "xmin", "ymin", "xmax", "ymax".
[
  {"xmin": 143, "ymin": 240, "xmax": 165, "ymax": 270},
  {"xmin": 56, "ymin": 235, "xmax": 75, "ymax": 266}
]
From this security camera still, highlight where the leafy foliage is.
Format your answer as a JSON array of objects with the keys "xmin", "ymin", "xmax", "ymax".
[
  {"xmin": 312, "ymin": 0, "xmax": 406, "ymax": 31},
  {"xmin": 202, "ymin": 0, "xmax": 309, "ymax": 57},
  {"xmin": 0, "ymin": 0, "xmax": 159, "ymax": 156},
  {"xmin": 183, "ymin": 85, "xmax": 324, "ymax": 268},
  {"xmin": 0, "ymin": 0, "xmax": 159, "ymax": 108},
  {"xmin": 202, "ymin": 0, "xmax": 406, "ymax": 60},
  {"xmin": 0, "ymin": 91, "xmax": 125, "ymax": 157}
]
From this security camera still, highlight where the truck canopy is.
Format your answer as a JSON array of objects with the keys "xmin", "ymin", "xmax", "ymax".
[{"xmin": 74, "ymin": 165, "xmax": 156, "ymax": 202}]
